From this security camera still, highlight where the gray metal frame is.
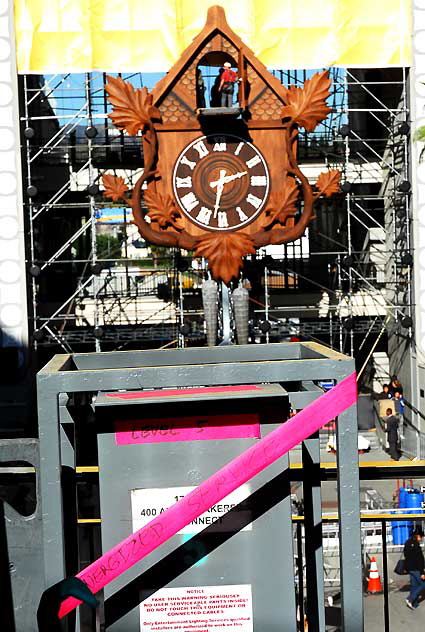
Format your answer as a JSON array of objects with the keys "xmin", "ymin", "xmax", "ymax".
[
  {"xmin": 36, "ymin": 341, "xmax": 362, "ymax": 631},
  {"xmin": 0, "ymin": 439, "xmax": 43, "ymax": 632}
]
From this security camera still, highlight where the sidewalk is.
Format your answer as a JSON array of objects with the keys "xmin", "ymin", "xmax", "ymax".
[{"xmin": 364, "ymin": 551, "xmax": 425, "ymax": 632}]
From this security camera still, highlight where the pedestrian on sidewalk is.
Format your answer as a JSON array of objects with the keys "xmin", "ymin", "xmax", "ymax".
[{"xmin": 404, "ymin": 525, "xmax": 425, "ymax": 609}]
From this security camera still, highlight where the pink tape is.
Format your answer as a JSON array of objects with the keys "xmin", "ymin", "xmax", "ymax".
[
  {"xmin": 107, "ymin": 385, "xmax": 262, "ymax": 400},
  {"xmin": 59, "ymin": 372, "xmax": 356, "ymax": 618},
  {"xmin": 115, "ymin": 414, "xmax": 261, "ymax": 445}
]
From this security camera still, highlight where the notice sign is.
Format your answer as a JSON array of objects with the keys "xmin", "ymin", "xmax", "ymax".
[
  {"xmin": 131, "ymin": 485, "xmax": 252, "ymax": 534},
  {"xmin": 140, "ymin": 585, "xmax": 253, "ymax": 632}
]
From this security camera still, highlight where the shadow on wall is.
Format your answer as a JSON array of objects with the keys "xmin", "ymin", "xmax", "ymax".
[
  {"xmin": 0, "ymin": 328, "xmax": 27, "ymax": 384},
  {"xmin": 0, "ymin": 326, "xmax": 33, "ymax": 437}
]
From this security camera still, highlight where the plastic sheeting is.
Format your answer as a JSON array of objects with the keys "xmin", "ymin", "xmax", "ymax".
[{"xmin": 14, "ymin": 0, "xmax": 412, "ymax": 74}]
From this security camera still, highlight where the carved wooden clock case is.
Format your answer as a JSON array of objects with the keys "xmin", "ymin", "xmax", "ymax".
[{"xmin": 102, "ymin": 5, "xmax": 340, "ymax": 283}]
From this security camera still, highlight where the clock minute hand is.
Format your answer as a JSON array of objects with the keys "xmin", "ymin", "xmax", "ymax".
[{"xmin": 211, "ymin": 169, "xmax": 227, "ymax": 218}]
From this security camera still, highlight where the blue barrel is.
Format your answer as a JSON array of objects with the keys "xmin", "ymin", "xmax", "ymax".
[
  {"xmin": 392, "ymin": 488, "xmax": 419, "ymax": 544},
  {"xmin": 399, "ymin": 487, "xmax": 409, "ymax": 507},
  {"xmin": 392, "ymin": 519, "xmax": 411, "ymax": 544},
  {"xmin": 405, "ymin": 490, "xmax": 424, "ymax": 512},
  {"xmin": 405, "ymin": 490, "xmax": 424, "ymax": 534}
]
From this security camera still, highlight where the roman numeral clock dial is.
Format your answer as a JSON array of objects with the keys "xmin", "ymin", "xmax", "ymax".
[{"xmin": 172, "ymin": 135, "xmax": 270, "ymax": 231}]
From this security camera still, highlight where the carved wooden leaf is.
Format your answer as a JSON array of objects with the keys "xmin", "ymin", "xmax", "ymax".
[
  {"xmin": 263, "ymin": 180, "xmax": 299, "ymax": 228},
  {"xmin": 315, "ymin": 169, "xmax": 341, "ymax": 197},
  {"xmin": 281, "ymin": 70, "xmax": 331, "ymax": 132},
  {"xmin": 144, "ymin": 189, "xmax": 182, "ymax": 229},
  {"xmin": 195, "ymin": 232, "xmax": 255, "ymax": 284},
  {"xmin": 102, "ymin": 173, "xmax": 129, "ymax": 202},
  {"xmin": 105, "ymin": 76, "xmax": 161, "ymax": 136}
]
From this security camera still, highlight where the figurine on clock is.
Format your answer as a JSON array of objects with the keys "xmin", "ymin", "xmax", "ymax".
[
  {"xmin": 218, "ymin": 62, "xmax": 240, "ymax": 107},
  {"xmin": 101, "ymin": 5, "xmax": 341, "ymax": 290}
]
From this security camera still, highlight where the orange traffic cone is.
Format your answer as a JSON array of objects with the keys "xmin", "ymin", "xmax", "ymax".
[{"xmin": 367, "ymin": 557, "xmax": 383, "ymax": 593}]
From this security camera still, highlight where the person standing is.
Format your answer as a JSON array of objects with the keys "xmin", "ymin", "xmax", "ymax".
[
  {"xmin": 218, "ymin": 62, "xmax": 239, "ymax": 107},
  {"xmin": 196, "ymin": 67, "xmax": 206, "ymax": 109},
  {"xmin": 393, "ymin": 390, "xmax": 405, "ymax": 414},
  {"xmin": 404, "ymin": 526, "xmax": 425, "ymax": 609},
  {"xmin": 385, "ymin": 408, "xmax": 400, "ymax": 460},
  {"xmin": 210, "ymin": 67, "xmax": 224, "ymax": 107},
  {"xmin": 377, "ymin": 384, "xmax": 391, "ymax": 399},
  {"xmin": 389, "ymin": 375, "xmax": 403, "ymax": 396}
]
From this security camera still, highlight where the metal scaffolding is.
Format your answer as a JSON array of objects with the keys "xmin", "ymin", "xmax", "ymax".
[{"xmin": 19, "ymin": 68, "xmax": 412, "ymax": 379}]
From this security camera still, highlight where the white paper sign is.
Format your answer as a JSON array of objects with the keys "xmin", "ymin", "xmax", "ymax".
[
  {"xmin": 140, "ymin": 584, "xmax": 253, "ymax": 632},
  {"xmin": 131, "ymin": 485, "xmax": 252, "ymax": 534}
]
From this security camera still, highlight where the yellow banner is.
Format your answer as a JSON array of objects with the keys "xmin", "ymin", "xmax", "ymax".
[{"xmin": 14, "ymin": 0, "xmax": 411, "ymax": 73}]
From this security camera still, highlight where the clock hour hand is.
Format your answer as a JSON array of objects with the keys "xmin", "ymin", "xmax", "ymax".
[{"xmin": 222, "ymin": 171, "xmax": 247, "ymax": 184}]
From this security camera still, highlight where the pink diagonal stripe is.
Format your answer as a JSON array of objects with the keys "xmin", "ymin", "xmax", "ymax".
[{"xmin": 59, "ymin": 372, "xmax": 356, "ymax": 618}]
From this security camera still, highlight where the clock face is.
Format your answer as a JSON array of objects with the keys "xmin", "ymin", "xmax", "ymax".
[{"xmin": 172, "ymin": 134, "xmax": 270, "ymax": 231}]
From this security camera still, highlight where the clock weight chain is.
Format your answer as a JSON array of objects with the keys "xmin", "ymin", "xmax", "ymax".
[{"xmin": 219, "ymin": 281, "xmax": 233, "ymax": 345}]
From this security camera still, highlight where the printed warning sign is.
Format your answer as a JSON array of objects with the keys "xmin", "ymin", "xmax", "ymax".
[
  {"xmin": 140, "ymin": 584, "xmax": 253, "ymax": 631},
  {"xmin": 131, "ymin": 485, "xmax": 252, "ymax": 535}
]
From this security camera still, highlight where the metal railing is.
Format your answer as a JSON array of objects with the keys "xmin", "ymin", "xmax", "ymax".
[{"xmin": 403, "ymin": 399, "xmax": 425, "ymax": 459}]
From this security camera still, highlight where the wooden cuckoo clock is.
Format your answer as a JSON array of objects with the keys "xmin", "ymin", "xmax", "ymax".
[{"xmin": 102, "ymin": 5, "xmax": 340, "ymax": 283}]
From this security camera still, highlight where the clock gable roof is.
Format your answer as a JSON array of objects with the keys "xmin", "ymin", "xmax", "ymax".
[{"xmin": 151, "ymin": 5, "xmax": 289, "ymax": 107}]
